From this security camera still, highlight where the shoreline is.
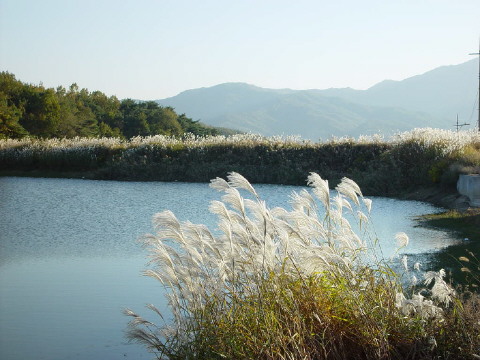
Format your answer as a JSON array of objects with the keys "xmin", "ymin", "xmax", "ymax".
[
  {"xmin": 0, "ymin": 169, "xmax": 480, "ymax": 239},
  {"xmin": 0, "ymin": 168, "xmax": 472, "ymax": 209}
]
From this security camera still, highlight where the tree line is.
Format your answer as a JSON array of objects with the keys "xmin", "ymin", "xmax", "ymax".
[{"xmin": 0, "ymin": 72, "xmax": 221, "ymax": 139}]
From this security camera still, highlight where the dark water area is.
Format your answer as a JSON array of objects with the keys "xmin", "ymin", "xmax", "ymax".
[{"xmin": 0, "ymin": 177, "xmax": 464, "ymax": 360}]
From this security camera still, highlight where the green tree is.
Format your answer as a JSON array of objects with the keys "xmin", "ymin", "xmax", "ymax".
[
  {"xmin": 98, "ymin": 121, "xmax": 122, "ymax": 137},
  {"xmin": 121, "ymin": 99, "xmax": 150, "ymax": 138},
  {"xmin": 0, "ymin": 92, "xmax": 27, "ymax": 138},
  {"xmin": 0, "ymin": 72, "xmax": 224, "ymax": 139},
  {"xmin": 0, "ymin": 72, "xmax": 29, "ymax": 138},
  {"xmin": 142, "ymin": 103, "xmax": 182, "ymax": 136},
  {"xmin": 88, "ymin": 91, "xmax": 122, "ymax": 132},
  {"xmin": 177, "ymin": 113, "xmax": 219, "ymax": 136},
  {"xmin": 55, "ymin": 85, "xmax": 80, "ymax": 137},
  {"xmin": 20, "ymin": 86, "xmax": 61, "ymax": 137},
  {"xmin": 55, "ymin": 84, "xmax": 99, "ymax": 137}
]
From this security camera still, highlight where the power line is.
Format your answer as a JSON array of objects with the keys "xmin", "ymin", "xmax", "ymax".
[{"xmin": 467, "ymin": 89, "xmax": 478, "ymax": 123}]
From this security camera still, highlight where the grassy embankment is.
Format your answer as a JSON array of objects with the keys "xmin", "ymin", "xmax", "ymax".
[
  {"xmin": 418, "ymin": 209, "xmax": 480, "ymax": 240},
  {"xmin": 1, "ymin": 128, "xmax": 479, "ymax": 196}
]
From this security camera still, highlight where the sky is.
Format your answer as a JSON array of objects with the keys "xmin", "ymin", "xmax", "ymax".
[{"xmin": 0, "ymin": 0, "xmax": 479, "ymax": 100}]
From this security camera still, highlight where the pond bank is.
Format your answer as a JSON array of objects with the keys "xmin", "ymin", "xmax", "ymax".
[
  {"xmin": 401, "ymin": 186, "xmax": 479, "ymax": 238},
  {"xmin": 402, "ymin": 186, "xmax": 480, "ymax": 287},
  {"xmin": 402, "ymin": 186, "xmax": 471, "ymax": 211},
  {"xmin": 3, "ymin": 167, "xmax": 476, "ymax": 239}
]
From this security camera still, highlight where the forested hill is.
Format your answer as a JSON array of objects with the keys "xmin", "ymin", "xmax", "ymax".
[{"xmin": 0, "ymin": 72, "xmax": 222, "ymax": 139}]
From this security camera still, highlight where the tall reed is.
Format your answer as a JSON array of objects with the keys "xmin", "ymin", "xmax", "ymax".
[{"xmin": 125, "ymin": 172, "xmax": 476, "ymax": 359}]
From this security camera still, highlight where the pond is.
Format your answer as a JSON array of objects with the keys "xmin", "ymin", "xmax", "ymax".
[{"xmin": 0, "ymin": 177, "xmax": 461, "ymax": 360}]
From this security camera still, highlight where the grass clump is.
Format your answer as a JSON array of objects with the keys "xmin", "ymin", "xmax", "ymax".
[{"xmin": 125, "ymin": 172, "xmax": 480, "ymax": 359}]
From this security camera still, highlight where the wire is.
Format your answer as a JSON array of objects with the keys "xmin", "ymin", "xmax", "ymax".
[{"xmin": 467, "ymin": 88, "xmax": 479, "ymax": 124}]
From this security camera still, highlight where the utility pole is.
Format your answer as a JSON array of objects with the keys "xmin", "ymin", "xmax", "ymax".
[
  {"xmin": 454, "ymin": 114, "xmax": 469, "ymax": 132},
  {"xmin": 470, "ymin": 39, "xmax": 480, "ymax": 131}
]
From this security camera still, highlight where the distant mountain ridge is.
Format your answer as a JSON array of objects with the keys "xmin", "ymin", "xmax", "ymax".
[
  {"xmin": 319, "ymin": 60, "xmax": 477, "ymax": 118},
  {"xmin": 156, "ymin": 59, "xmax": 478, "ymax": 140}
]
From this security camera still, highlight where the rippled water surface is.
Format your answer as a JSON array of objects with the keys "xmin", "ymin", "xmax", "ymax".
[{"xmin": 0, "ymin": 177, "xmax": 460, "ymax": 360}]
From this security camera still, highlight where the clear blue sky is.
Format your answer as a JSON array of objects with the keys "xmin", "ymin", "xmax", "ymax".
[{"xmin": 0, "ymin": 0, "xmax": 478, "ymax": 100}]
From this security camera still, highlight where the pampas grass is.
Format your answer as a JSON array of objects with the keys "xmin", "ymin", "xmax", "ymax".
[{"xmin": 125, "ymin": 172, "xmax": 479, "ymax": 359}]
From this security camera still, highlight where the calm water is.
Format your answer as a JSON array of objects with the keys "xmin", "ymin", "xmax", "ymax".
[{"xmin": 0, "ymin": 177, "xmax": 460, "ymax": 360}]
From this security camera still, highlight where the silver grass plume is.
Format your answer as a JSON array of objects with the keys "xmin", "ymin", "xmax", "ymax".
[
  {"xmin": 226, "ymin": 171, "xmax": 259, "ymax": 198},
  {"xmin": 307, "ymin": 173, "xmax": 330, "ymax": 209},
  {"xmin": 126, "ymin": 172, "xmax": 457, "ymax": 355}
]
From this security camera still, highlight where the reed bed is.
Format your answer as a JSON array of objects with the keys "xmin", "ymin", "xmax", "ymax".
[
  {"xmin": 125, "ymin": 172, "xmax": 480, "ymax": 359},
  {"xmin": 1, "ymin": 128, "xmax": 479, "ymax": 195}
]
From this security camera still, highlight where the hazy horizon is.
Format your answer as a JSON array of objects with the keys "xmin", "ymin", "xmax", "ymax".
[
  {"xmin": 1, "ymin": 0, "xmax": 478, "ymax": 100},
  {"xmin": 157, "ymin": 58, "xmax": 477, "ymax": 99}
]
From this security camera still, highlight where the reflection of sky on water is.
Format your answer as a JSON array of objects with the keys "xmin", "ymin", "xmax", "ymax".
[{"xmin": 0, "ymin": 177, "xmax": 460, "ymax": 360}]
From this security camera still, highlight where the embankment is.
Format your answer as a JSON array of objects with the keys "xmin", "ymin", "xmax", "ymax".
[{"xmin": 1, "ymin": 129, "xmax": 479, "ymax": 201}]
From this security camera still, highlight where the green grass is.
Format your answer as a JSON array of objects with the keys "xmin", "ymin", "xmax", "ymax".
[{"xmin": 416, "ymin": 209, "xmax": 480, "ymax": 240}]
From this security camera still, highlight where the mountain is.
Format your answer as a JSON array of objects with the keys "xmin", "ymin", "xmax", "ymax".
[
  {"xmin": 319, "ymin": 59, "xmax": 477, "ymax": 120},
  {"xmin": 156, "ymin": 59, "xmax": 478, "ymax": 140}
]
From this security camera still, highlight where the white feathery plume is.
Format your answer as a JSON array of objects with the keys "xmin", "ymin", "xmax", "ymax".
[
  {"xmin": 186, "ymin": 246, "xmax": 203, "ymax": 267},
  {"xmin": 340, "ymin": 197, "xmax": 353, "ymax": 213},
  {"xmin": 289, "ymin": 189, "xmax": 316, "ymax": 214},
  {"xmin": 268, "ymin": 207, "xmax": 295, "ymax": 219},
  {"xmin": 209, "ymin": 200, "xmax": 230, "ymax": 219},
  {"xmin": 336, "ymin": 181, "xmax": 360, "ymax": 206},
  {"xmin": 143, "ymin": 269, "xmax": 166, "ymax": 285},
  {"xmin": 299, "ymin": 188, "xmax": 317, "ymax": 211},
  {"xmin": 129, "ymin": 171, "xmax": 462, "ymax": 350},
  {"xmin": 150, "ymin": 243, "xmax": 175, "ymax": 269},
  {"xmin": 424, "ymin": 270, "xmax": 444, "ymax": 286},
  {"xmin": 307, "ymin": 173, "xmax": 330, "ymax": 208},
  {"xmin": 357, "ymin": 210, "xmax": 369, "ymax": 226},
  {"xmin": 424, "ymin": 269, "xmax": 455, "ymax": 306},
  {"xmin": 331, "ymin": 196, "xmax": 344, "ymax": 219},
  {"xmin": 153, "ymin": 210, "xmax": 181, "ymax": 233},
  {"xmin": 431, "ymin": 280, "xmax": 455, "ymax": 306},
  {"xmin": 349, "ymin": 231, "xmax": 365, "ymax": 249},
  {"xmin": 395, "ymin": 291, "xmax": 444, "ymax": 320},
  {"xmin": 221, "ymin": 188, "xmax": 246, "ymax": 215},
  {"xmin": 226, "ymin": 172, "xmax": 258, "ymax": 197},
  {"xmin": 341, "ymin": 177, "xmax": 363, "ymax": 197},
  {"xmin": 209, "ymin": 176, "xmax": 230, "ymax": 192},
  {"xmin": 395, "ymin": 232, "xmax": 409, "ymax": 249},
  {"xmin": 362, "ymin": 198, "xmax": 372, "ymax": 213},
  {"xmin": 245, "ymin": 198, "xmax": 269, "ymax": 224}
]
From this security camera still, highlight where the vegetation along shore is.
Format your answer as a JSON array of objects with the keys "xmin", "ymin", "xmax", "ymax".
[{"xmin": 1, "ymin": 128, "xmax": 479, "ymax": 196}]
